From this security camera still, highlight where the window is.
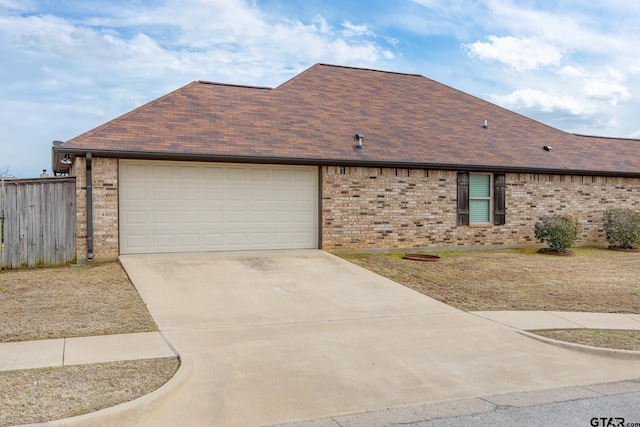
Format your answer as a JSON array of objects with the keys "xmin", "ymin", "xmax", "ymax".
[
  {"xmin": 457, "ymin": 172, "xmax": 506, "ymax": 226},
  {"xmin": 469, "ymin": 174, "xmax": 491, "ymax": 223}
]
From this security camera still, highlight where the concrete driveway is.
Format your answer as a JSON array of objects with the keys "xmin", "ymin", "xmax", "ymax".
[{"xmin": 114, "ymin": 250, "xmax": 640, "ymax": 427}]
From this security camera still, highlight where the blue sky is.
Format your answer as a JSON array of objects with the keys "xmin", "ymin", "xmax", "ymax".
[{"xmin": 1, "ymin": 0, "xmax": 639, "ymax": 177}]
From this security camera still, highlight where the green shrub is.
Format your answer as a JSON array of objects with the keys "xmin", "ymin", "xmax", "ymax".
[
  {"xmin": 534, "ymin": 214, "xmax": 582, "ymax": 253},
  {"xmin": 602, "ymin": 208, "xmax": 640, "ymax": 249}
]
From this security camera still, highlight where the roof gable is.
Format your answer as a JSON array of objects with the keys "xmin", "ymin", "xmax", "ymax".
[{"xmin": 56, "ymin": 64, "xmax": 640, "ymax": 176}]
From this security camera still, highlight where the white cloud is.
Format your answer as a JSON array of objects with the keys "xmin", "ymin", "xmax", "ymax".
[
  {"xmin": 454, "ymin": 0, "xmax": 640, "ymax": 137},
  {"xmin": 0, "ymin": 0, "xmax": 34, "ymax": 11},
  {"xmin": 0, "ymin": 0, "xmax": 395, "ymax": 83},
  {"xmin": 341, "ymin": 21, "xmax": 373, "ymax": 38},
  {"xmin": 491, "ymin": 89, "xmax": 594, "ymax": 116},
  {"xmin": 384, "ymin": 36, "xmax": 399, "ymax": 47},
  {"xmin": 464, "ymin": 35, "xmax": 563, "ymax": 71},
  {"xmin": 312, "ymin": 15, "xmax": 332, "ymax": 34},
  {"xmin": 582, "ymin": 79, "xmax": 630, "ymax": 104},
  {"xmin": 557, "ymin": 65, "xmax": 587, "ymax": 79}
]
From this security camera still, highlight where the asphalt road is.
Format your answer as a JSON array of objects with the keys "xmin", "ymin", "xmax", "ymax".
[{"xmin": 395, "ymin": 392, "xmax": 640, "ymax": 427}]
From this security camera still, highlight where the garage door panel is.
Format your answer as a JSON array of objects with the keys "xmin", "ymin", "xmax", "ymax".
[
  {"xmin": 153, "ymin": 211, "xmax": 174, "ymax": 224},
  {"xmin": 153, "ymin": 187, "xmax": 173, "ymax": 201},
  {"xmin": 178, "ymin": 166, "xmax": 199, "ymax": 179},
  {"xmin": 125, "ymin": 211, "xmax": 148, "ymax": 225},
  {"xmin": 179, "ymin": 211, "xmax": 199, "ymax": 224},
  {"xmin": 127, "ymin": 164, "xmax": 149, "ymax": 179},
  {"xmin": 203, "ymin": 166, "xmax": 224, "ymax": 179},
  {"xmin": 227, "ymin": 210, "xmax": 247, "ymax": 223},
  {"xmin": 227, "ymin": 233, "xmax": 248, "ymax": 246},
  {"xmin": 203, "ymin": 233, "xmax": 224, "ymax": 248},
  {"xmin": 294, "ymin": 189, "xmax": 313, "ymax": 202},
  {"xmin": 126, "ymin": 234, "xmax": 148, "ymax": 249},
  {"xmin": 203, "ymin": 188, "xmax": 224, "ymax": 201},
  {"xmin": 151, "ymin": 165, "xmax": 174, "ymax": 179},
  {"xmin": 294, "ymin": 232, "xmax": 314, "ymax": 244},
  {"xmin": 204, "ymin": 210, "xmax": 224, "ymax": 224},
  {"xmin": 125, "ymin": 187, "xmax": 148, "ymax": 201},
  {"xmin": 272, "ymin": 169, "xmax": 291, "ymax": 181},
  {"xmin": 153, "ymin": 234, "xmax": 174, "ymax": 248},
  {"xmin": 251, "ymin": 233, "xmax": 270, "ymax": 245},
  {"xmin": 250, "ymin": 168, "xmax": 270, "ymax": 181},
  {"xmin": 294, "ymin": 210, "xmax": 313, "ymax": 223},
  {"xmin": 120, "ymin": 160, "xmax": 317, "ymax": 254},
  {"xmin": 178, "ymin": 234, "xmax": 199, "ymax": 248},
  {"xmin": 294, "ymin": 169, "xmax": 313, "ymax": 182},
  {"xmin": 180, "ymin": 188, "xmax": 199, "ymax": 200},
  {"xmin": 227, "ymin": 168, "xmax": 247, "ymax": 180},
  {"xmin": 273, "ymin": 211, "xmax": 291, "ymax": 223},
  {"xmin": 251, "ymin": 211, "xmax": 270, "ymax": 223}
]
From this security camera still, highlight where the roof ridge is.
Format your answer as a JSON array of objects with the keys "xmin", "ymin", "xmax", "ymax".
[
  {"xmin": 315, "ymin": 63, "xmax": 424, "ymax": 78},
  {"xmin": 573, "ymin": 133, "xmax": 640, "ymax": 142},
  {"xmin": 275, "ymin": 63, "xmax": 424, "ymax": 90},
  {"xmin": 196, "ymin": 80, "xmax": 273, "ymax": 90}
]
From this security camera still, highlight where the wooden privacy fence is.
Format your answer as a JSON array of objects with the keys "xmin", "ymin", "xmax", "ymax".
[{"xmin": 1, "ymin": 177, "xmax": 76, "ymax": 270}]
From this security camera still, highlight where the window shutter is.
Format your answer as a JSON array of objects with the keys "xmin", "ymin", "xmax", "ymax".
[
  {"xmin": 493, "ymin": 173, "xmax": 506, "ymax": 225},
  {"xmin": 457, "ymin": 172, "xmax": 469, "ymax": 226}
]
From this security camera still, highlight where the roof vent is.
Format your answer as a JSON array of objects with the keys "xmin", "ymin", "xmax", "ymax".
[
  {"xmin": 483, "ymin": 119, "xmax": 488, "ymax": 129},
  {"xmin": 543, "ymin": 145, "xmax": 552, "ymax": 151},
  {"xmin": 354, "ymin": 134, "xmax": 364, "ymax": 150}
]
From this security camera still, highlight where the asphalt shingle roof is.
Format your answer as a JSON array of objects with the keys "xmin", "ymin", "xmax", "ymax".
[{"xmin": 58, "ymin": 64, "xmax": 640, "ymax": 176}]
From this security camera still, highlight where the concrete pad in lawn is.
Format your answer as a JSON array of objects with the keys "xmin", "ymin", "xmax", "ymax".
[
  {"xmin": 471, "ymin": 311, "xmax": 584, "ymax": 330},
  {"xmin": 549, "ymin": 312, "xmax": 640, "ymax": 330},
  {"xmin": 0, "ymin": 338, "xmax": 64, "ymax": 371},
  {"xmin": 63, "ymin": 332, "xmax": 176, "ymax": 366}
]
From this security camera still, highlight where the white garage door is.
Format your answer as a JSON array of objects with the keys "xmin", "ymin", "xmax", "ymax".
[{"xmin": 119, "ymin": 160, "xmax": 318, "ymax": 254}]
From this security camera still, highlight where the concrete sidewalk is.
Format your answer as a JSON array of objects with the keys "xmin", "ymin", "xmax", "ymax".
[
  {"xmin": 471, "ymin": 311, "xmax": 640, "ymax": 331},
  {"xmin": 1, "ymin": 312, "xmax": 638, "ymax": 373},
  {"xmin": 0, "ymin": 331, "xmax": 177, "ymax": 371}
]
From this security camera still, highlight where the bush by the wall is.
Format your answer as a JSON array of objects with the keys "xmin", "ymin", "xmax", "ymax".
[
  {"xmin": 602, "ymin": 208, "xmax": 640, "ymax": 249},
  {"xmin": 534, "ymin": 214, "xmax": 582, "ymax": 253}
]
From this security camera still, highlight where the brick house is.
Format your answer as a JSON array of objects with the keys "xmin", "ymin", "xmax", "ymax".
[{"xmin": 52, "ymin": 64, "xmax": 640, "ymax": 260}]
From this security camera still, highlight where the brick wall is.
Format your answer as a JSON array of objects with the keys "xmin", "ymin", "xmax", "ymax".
[
  {"xmin": 72, "ymin": 157, "xmax": 119, "ymax": 260},
  {"xmin": 321, "ymin": 166, "xmax": 640, "ymax": 250}
]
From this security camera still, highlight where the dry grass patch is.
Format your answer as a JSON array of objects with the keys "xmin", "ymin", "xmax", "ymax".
[
  {"xmin": 0, "ymin": 262, "xmax": 157, "ymax": 343},
  {"xmin": 532, "ymin": 330, "xmax": 640, "ymax": 351},
  {"xmin": 0, "ymin": 358, "xmax": 179, "ymax": 427},
  {"xmin": 0, "ymin": 261, "xmax": 175, "ymax": 425},
  {"xmin": 339, "ymin": 247, "xmax": 640, "ymax": 313}
]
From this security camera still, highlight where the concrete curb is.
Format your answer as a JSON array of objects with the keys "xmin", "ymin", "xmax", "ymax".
[
  {"xmin": 17, "ymin": 355, "xmax": 193, "ymax": 427},
  {"xmin": 516, "ymin": 330, "xmax": 640, "ymax": 360}
]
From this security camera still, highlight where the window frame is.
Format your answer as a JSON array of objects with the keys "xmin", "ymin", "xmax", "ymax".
[{"xmin": 468, "ymin": 173, "xmax": 493, "ymax": 225}]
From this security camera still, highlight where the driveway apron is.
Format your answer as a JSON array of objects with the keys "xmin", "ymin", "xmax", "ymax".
[{"xmin": 117, "ymin": 250, "xmax": 640, "ymax": 427}]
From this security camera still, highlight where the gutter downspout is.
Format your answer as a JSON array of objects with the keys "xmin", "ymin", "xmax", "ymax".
[{"xmin": 86, "ymin": 153, "xmax": 94, "ymax": 261}]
